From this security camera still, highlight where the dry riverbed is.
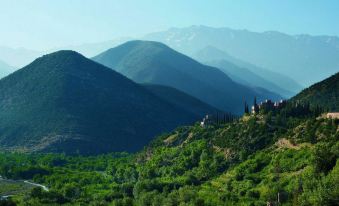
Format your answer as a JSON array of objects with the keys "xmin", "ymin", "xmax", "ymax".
[{"xmin": 0, "ymin": 176, "xmax": 48, "ymax": 198}]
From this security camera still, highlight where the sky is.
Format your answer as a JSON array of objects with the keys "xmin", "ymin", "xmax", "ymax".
[{"xmin": 0, "ymin": 0, "xmax": 338, "ymax": 50}]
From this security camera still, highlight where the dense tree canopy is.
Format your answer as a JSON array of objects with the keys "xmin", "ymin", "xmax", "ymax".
[{"xmin": 0, "ymin": 107, "xmax": 338, "ymax": 205}]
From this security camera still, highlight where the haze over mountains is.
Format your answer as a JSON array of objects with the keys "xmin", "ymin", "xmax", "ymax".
[
  {"xmin": 0, "ymin": 39, "xmax": 336, "ymax": 155},
  {"xmin": 193, "ymin": 46, "xmax": 300, "ymax": 97},
  {"xmin": 144, "ymin": 25, "xmax": 339, "ymax": 87},
  {"xmin": 93, "ymin": 40, "xmax": 281, "ymax": 114},
  {"xmin": 0, "ymin": 50, "xmax": 219, "ymax": 154},
  {"xmin": 0, "ymin": 46, "xmax": 42, "ymax": 68},
  {"xmin": 0, "ymin": 59, "xmax": 15, "ymax": 79},
  {"xmin": 1, "ymin": 25, "xmax": 338, "ymax": 91}
]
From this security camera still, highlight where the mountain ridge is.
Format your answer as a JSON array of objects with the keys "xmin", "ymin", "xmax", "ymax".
[
  {"xmin": 194, "ymin": 46, "xmax": 302, "ymax": 96},
  {"xmin": 93, "ymin": 40, "xmax": 282, "ymax": 114},
  {"xmin": 144, "ymin": 25, "xmax": 339, "ymax": 86},
  {"xmin": 292, "ymin": 72, "xmax": 339, "ymax": 111}
]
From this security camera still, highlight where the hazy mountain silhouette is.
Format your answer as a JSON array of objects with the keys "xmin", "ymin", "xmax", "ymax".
[
  {"xmin": 48, "ymin": 37, "xmax": 132, "ymax": 58},
  {"xmin": 0, "ymin": 59, "xmax": 15, "ymax": 79},
  {"xmin": 144, "ymin": 25, "xmax": 339, "ymax": 86},
  {"xmin": 0, "ymin": 46, "xmax": 42, "ymax": 68},
  {"xmin": 193, "ymin": 46, "xmax": 302, "ymax": 97},
  {"xmin": 93, "ymin": 40, "xmax": 282, "ymax": 114}
]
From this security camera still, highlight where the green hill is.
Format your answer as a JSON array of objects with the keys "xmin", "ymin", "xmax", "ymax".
[
  {"xmin": 0, "ymin": 50, "xmax": 205, "ymax": 154},
  {"xmin": 292, "ymin": 72, "xmax": 339, "ymax": 111},
  {"xmin": 93, "ymin": 40, "xmax": 281, "ymax": 114}
]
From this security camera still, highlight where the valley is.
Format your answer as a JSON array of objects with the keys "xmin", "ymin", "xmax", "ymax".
[
  {"xmin": 0, "ymin": 2, "xmax": 338, "ymax": 205},
  {"xmin": 0, "ymin": 101, "xmax": 337, "ymax": 205}
]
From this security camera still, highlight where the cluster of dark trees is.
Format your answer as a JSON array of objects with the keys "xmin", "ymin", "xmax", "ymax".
[
  {"xmin": 209, "ymin": 112, "xmax": 238, "ymax": 125},
  {"xmin": 243, "ymin": 97, "xmax": 325, "ymax": 118}
]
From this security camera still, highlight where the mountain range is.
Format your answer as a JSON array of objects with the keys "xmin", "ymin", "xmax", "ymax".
[
  {"xmin": 193, "ymin": 46, "xmax": 301, "ymax": 97},
  {"xmin": 93, "ymin": 40, "xmax": 281, "ymax": 114},
  {"xmin": 2, "ymin": 26, "xmax": 338, "ymax": 89},
  {"xmin": 0, "ymin": 46, "xmax": 42, "ymax": 68},
  {"xmin": 0, "ymin": 50, "xmax": 218, "ymax": 154},
  {"xmin": 144, "ymin": 25, "xmax": 339, "ymax": 87}
]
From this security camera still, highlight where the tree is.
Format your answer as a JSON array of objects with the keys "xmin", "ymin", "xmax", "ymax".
[{"xmin": 244, "ymin": 101, "xmax": 249, "ymax": 114}]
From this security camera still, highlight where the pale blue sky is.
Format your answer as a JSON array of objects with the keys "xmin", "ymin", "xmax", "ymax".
[{"xmin": 0, "ymin": 0, "xmax": 338, "ymax": 50}]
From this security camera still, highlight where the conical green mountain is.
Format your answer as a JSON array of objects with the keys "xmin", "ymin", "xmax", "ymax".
[
  {"xmin": 292, "ymin": 72, "xmax": 339, "ymax": 111},
  {"xmin": 93, "ymin": 40, "xmax": 281, "ymax": 114},
  {"xmin": 0, "ymin": 51, "xmax": 206, "ymax": 154}
]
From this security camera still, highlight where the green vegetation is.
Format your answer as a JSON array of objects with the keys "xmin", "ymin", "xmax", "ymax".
[
  {"xmin": 292, "ymin": 72, "xmax": 339, "ymax": 111},
  {"xmin": 0, "ymin": 180, "xmax": 34, "ymax": 196},
  {"xmin": 0, "ymin": 107, "xmax": 337, "ymax": 205}
]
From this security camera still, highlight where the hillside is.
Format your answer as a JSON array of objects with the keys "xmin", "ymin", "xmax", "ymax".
[
  {"xmin": 0, "ymin": 50, "xmax": 204, "ymax": 154},
  {"xmin": 292, "ymin": 72, "xmax": 339, "ymax": 111},
  {"xmin": 0, "ymin": 104, "xmax": 337, "ymax": 205},
  {"xmin": 93, "ymin": 40, "xmax": 281, "ymax": 114},
  {"xmin": 144, "ymin": 25, "xmax": 339, "ymax": 86},
  {"xmin": 194, "ymin": 46, "xmax": 302, "ymax": 96},
  {"xmin": 143, "ymin": 84, "xmax": 220, "ymax": 118}
]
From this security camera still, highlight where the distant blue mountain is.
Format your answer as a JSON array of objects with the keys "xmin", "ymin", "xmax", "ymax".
[
  {"xmin": 93, "ymin": 40, "xmax": 282, "ymax": 114},
  {"xmin": 194, "ymin": 46, "xmax": 301, "ymax": 97},
  {"xmin": 0, "ymin": 59, "xmax": 15, "ymax": 79},
  {"xmin": 0, "ymin": 46, "xmax": 42, "ymax": 68},
  {"xmin": 144, "ymin": 25, "xmax": 339, "ymax": 87}
]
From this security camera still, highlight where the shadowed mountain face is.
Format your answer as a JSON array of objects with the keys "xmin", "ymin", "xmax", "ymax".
[
  {"xmin": 0, "ymin": 50, "xmax": 205, "ymax": 154},
  {"xmin": 93, "ymin": 40, "xmax": 281, "ymax": 114},
  {"xmin": 292, "ymin": 72, "xmax": 339, "ymax": 111},
  {"xmin": 143, "ymin": 84, "xmax": 220, "ymax": 117},
  {"xmin": 193, "ymin": 46, "xmax": 302, "ymax": 97},
  {"xmin": 144, "ymin": 25, "xmax": 339, "ymax": 87}
]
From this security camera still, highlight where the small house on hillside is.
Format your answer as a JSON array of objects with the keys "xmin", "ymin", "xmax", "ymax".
[
  {"xmin": 200, "ymin": 115, "xmax": 212, "ymax": 127},
  {"xmin": 259, "ymin": 99, "xmax": 274, "ymax": 111},
  {"xmin": 326, "ymin": 112, "xmax": 339, "ymax": 119},
  {"xmin": 251, "ymin": 98, "xmax": 287, "ymax": 114}
]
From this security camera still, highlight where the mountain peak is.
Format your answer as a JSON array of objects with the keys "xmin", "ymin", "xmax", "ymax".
[
  {"xmin": 33, "ymin": 50, "xmax": 84, "ymax": 63},
  {"xmin": 106, "ymin": 40, "xmax": 171, "ymax": 52},
  {"xmin": 94, "ymin": 41, "xmax": 281, "ymax": 114},
  {"xmin": 0, "ymin": 50, "xmax": 199, "ymax": 154}
]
